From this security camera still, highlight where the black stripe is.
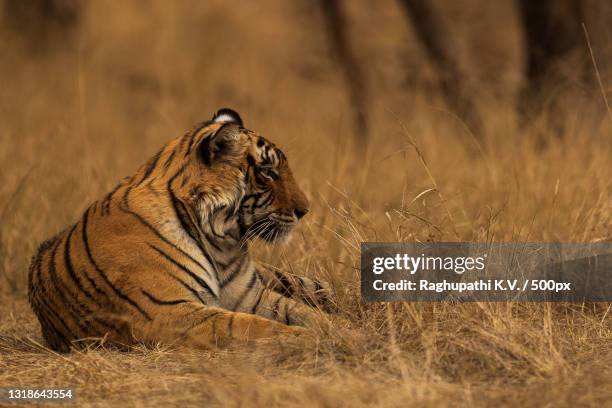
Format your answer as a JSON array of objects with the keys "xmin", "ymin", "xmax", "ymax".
[
  {"xmin": 227, "ymin": 313, "xmax": 235, "ymax": 338},
  {"xmin": 271, "ymin": 295, "xmax": 283, "ymax": 320},
  {"xmin": 59, "ymin": 224, "xmax": 120, "ymax": 333},
  {"xmin": 117, "ymin": 200, "xmax": 212, "ymax": 280},
  {"xmin": 169, "ymin": 189, "xmax": 204, "ymax": 249},
  {"xmin": 141, "ymin": 289, "xmax": 189, "ymax": 305},
  {"xmin": 284, "ymin": 302, "xmax": 291, "ymax": 325},
  {"xmin": 46, "ymin": 238, "xmax": 94, "ymax": 335},
  {"xmin": 233, "ymin": 272, "xmax": 257, "ymax": 311},
  {"xmin": 254, "ymin": 171, "xmax": 269, "ymax": 187},
  {"xmin": 163, "ymin": 148, "xmax": 177, "ymax": 170},
  {"xmin": 28, "ymin": 260, "xmax": 36, "ymax": 295},
  {"xmin": 225, "ymin": 208, "xmax": 238, "ymax": 223},
  {"xmin": 31, "ymin": 248, "xmax": 75, "ymax": 339},
  {"xmin": 297, "ymin": 277, "xmax": 308, "ymax": 291},
  {"xmin": 257, "ymin": 191, "xmax": 274, "ymax": 208},
  {"xmin": 220, "ymin": 255, "xmax": 248, "ymax": 288},
  {"xmin": 63, "ymin": 224, "xmax": 96, "ymax": 302},
  {"xmin": 178, "ymin": 131, "xmax": 190, "ymax": 151},
  {"xmin": 246, "ymin": 154, "xmax": 257, "ymax": 169},
  {"xmin": 246, "ymin": 191, "xmax": 263, "ymax": 203},
  {"xmin": 254, "ymin": 191, "xmax": 269, "ymax": 205},
  {"xmin": 34, "ymin": 266, "xmax": 81, "ymax": 347},
  {"xmin": 101, "ymin": 183, "xmax": 122, "ymax": 216},
  {"xmin": 167, "ymin": 273, "xmax": 209, "ymax": 304},
  {"xmin": 204, "ymin": 207, "xmax": 231, "ymax": 251},
  {"xmin": 90, "ymin": 200, "xmax": 99, "ymax": 214},
  {"xmin": 35, "ymin": 305, "xmax": 72, "ymax": 351},
  {"xmin": 187, "ymin": 121, "xmax": 215, "ymax": 154},
  {"xmin": 121, "ymin": 184, "xmax": 133, "ymax": 210},
  {"xmin": 33, "ymin": 296, "xmax": 73, "ymax": 347},
  {"xmin": 74, "ymin": 209, "xmax": 109, "ymax": 300},
  {"xmin": 139, "ymin": 148, "xmax": 163, "ymax": 185},
  {"xmin": 29, "ymin": 250, "xmax": 43, "ymax": 294},
  {"xmin": 184, "ymin": 130, "xmax": 199, "ymax": 158},
  {"xmin": 203, "ymin": 230, "xmax": 223, "ymax": 252},
  {"xmin": 184, "ymin": 311, "xmax": 223, "ymax": 334},
  {"xmin": 147, "ymin": 243, "xmax": 217, "ymax": 299},
  {"xmin": 274, "ymin": 271, "xmax": 294, "ymax": 297},
  {"xmin": 37, "ymin": 314, "xmax": 68, "ymax": 350},
  {"xmin": 82, "ymin": 207, "xmax": 152, "ymax": 321},
  {"xmin": 253, "ymin": 191, "xmax": 272, "ymax": 208},
  {"xmin": 165, "ymin": 168, "xmax": 221, "ymax": 280},
  {"xmin": 250, "ymin": 287, "xmax": 265, "ymax": 314},
  {"xmin": 53, "ymin": 233, "xmax": 118, "ymax": 335}
]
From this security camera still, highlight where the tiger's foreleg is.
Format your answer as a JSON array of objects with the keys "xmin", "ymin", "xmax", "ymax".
[
  {"xmin": 254, "ymin": 263, "xmax": 336, "ymax": 313},
  {"xmin": 137, "ymin": 302, "xmax": 304, "ymax": 349},
  {"xmin": 241, "ymin": 282, "xmax": 327, "ymax": 328}
]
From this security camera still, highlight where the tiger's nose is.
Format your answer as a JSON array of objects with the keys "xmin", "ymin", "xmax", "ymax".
[{"xmin": 294, "ymin": 206, "xmax": 309, "ymax": 220}]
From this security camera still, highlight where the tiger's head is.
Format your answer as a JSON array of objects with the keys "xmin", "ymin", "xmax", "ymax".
[{"xmin": 170, "ymin": 108, "xmax": 309, "ymax": 244}]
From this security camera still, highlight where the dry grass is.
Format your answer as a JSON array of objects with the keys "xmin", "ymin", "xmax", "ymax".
[{"xmin": 1, "ymin": 1, "xmax": 611, "ymax": 406}]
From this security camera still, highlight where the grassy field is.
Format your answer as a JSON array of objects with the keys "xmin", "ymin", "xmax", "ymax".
[{"xmin": 1, "ymin": 1, "xmax": 611, "ymax": 406}]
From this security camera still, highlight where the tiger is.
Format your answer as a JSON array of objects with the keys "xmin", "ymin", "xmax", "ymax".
[{"xmin": 27, "ymin": 108, "xmax": 334, "ymax": 352}]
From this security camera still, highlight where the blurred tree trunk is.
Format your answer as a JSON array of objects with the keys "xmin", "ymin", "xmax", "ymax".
[
  {"xmin": 3, "ymin": 0, "xmax": 81, "ymax": 51},
  {"xmin": 398, "ymin": 0, "xmax": 483, "ymax": 137},
  {"xmin": 318, "ymin": 0, "xmax": 369, "ymax": 144},
  {"xmin": 518, "ymin": 0, "xmax": 591, "ymax": 118}
]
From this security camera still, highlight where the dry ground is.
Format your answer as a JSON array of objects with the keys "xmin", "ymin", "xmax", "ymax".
[{"xmin": 1, "ymin": 1, "xmax": 611, "ymax": 407}]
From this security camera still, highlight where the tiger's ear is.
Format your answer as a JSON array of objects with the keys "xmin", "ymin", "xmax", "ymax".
[
  {"xmin": 212, "ymin": 108, "xmax": 243, "ymax": 127},
  {"xmin": 199, "ymin": 123, "xmax": 242, "ymax": 166}
]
